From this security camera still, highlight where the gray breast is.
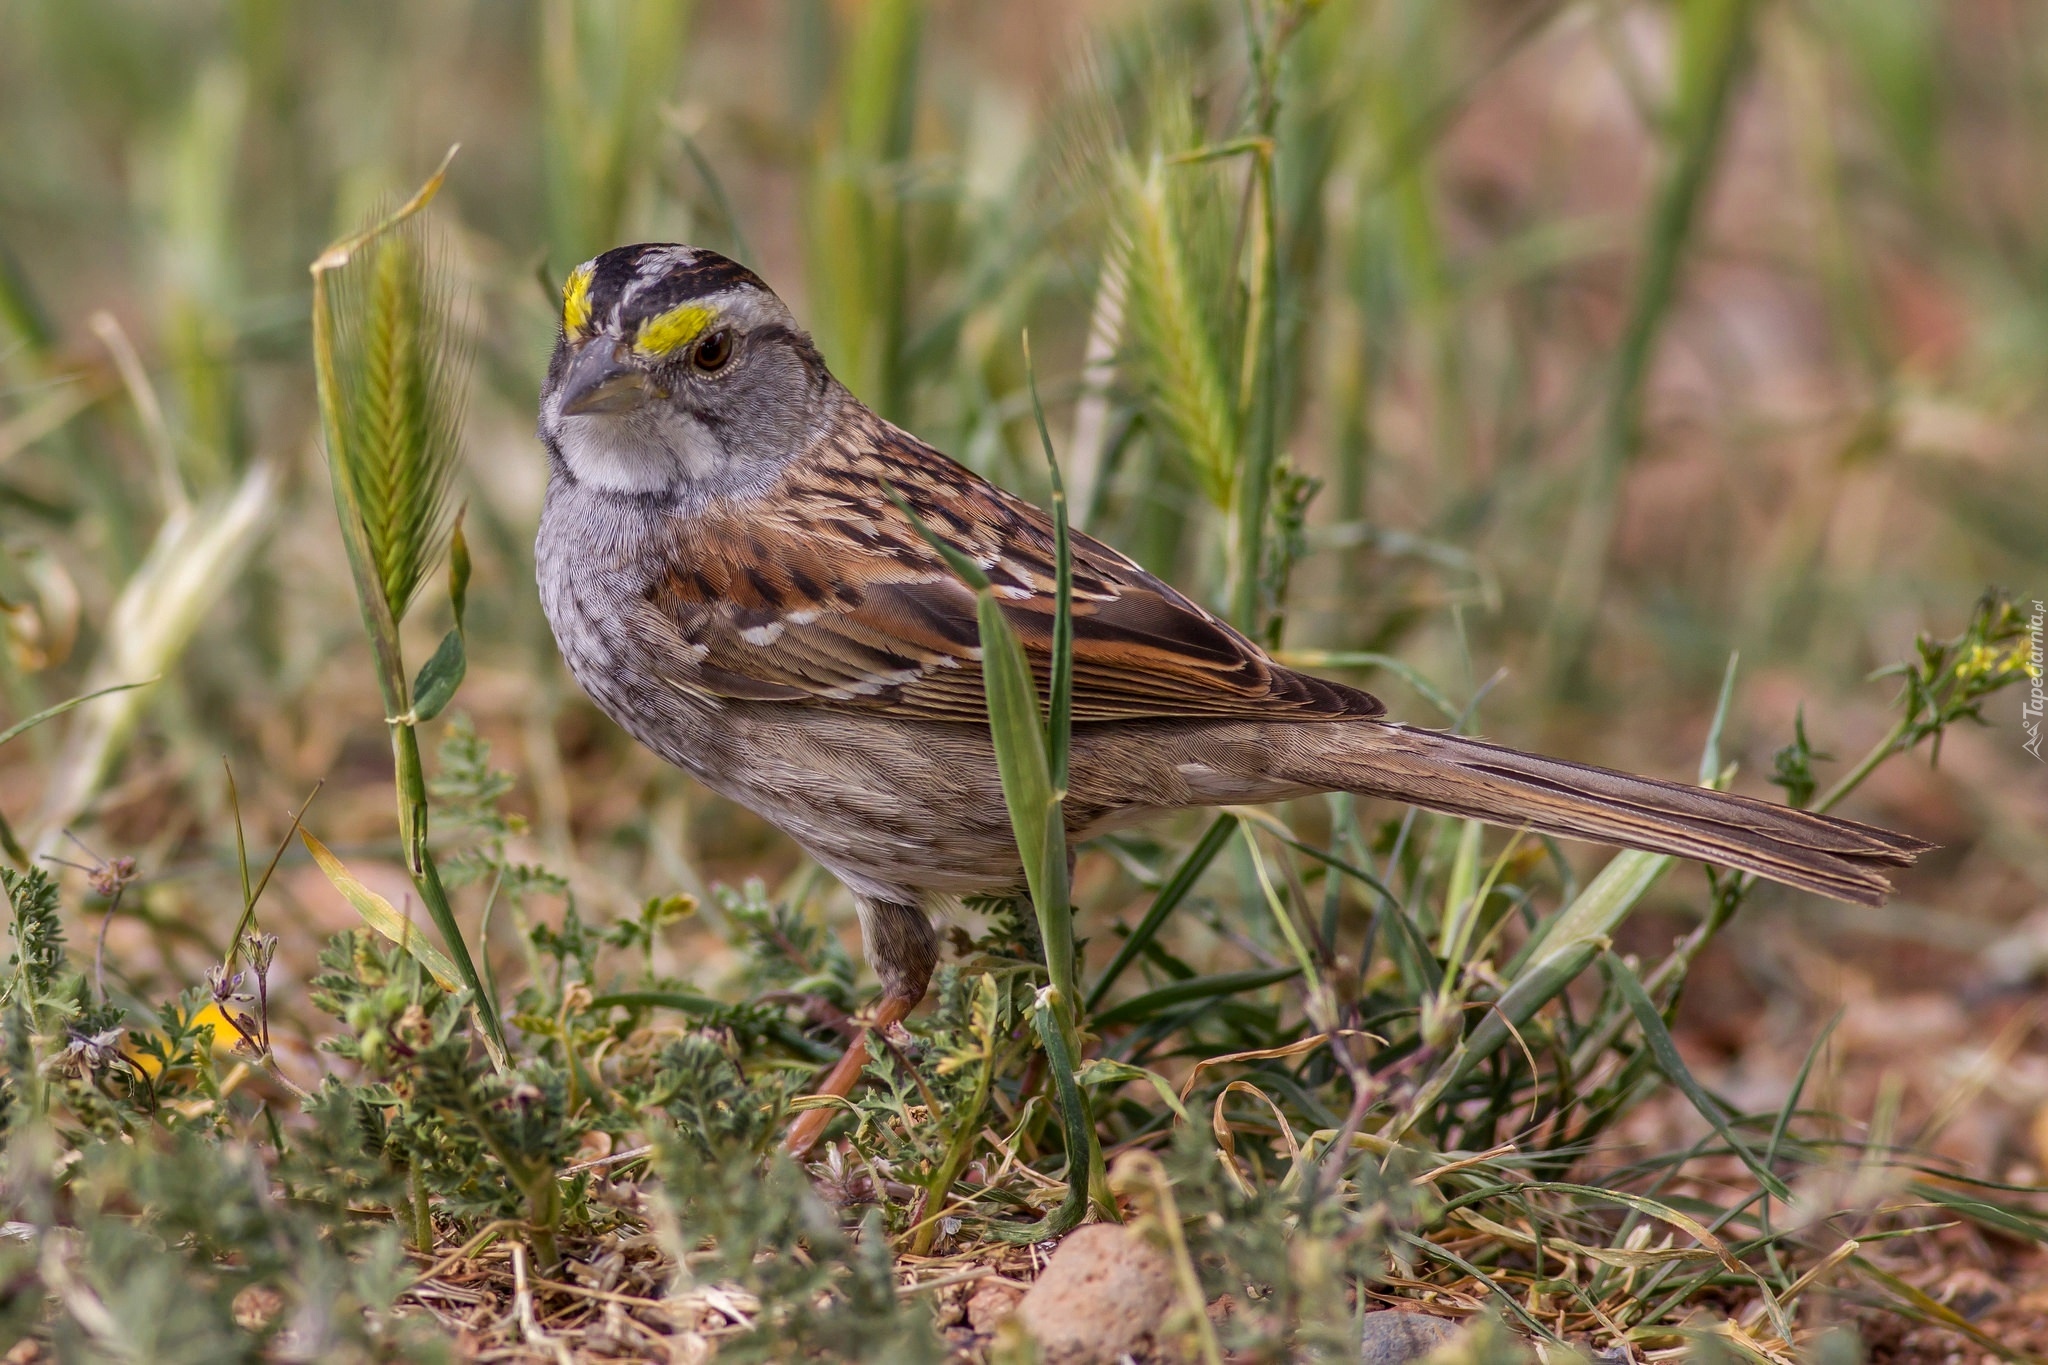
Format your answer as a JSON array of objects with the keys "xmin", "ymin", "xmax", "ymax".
[{"xmin": 536, "ymin": 477, "xmax": 719, "ymax": 770}]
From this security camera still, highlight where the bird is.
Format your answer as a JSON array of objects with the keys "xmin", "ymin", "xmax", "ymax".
[{"xmin": 533, "ymin": 243, "xmax": 1931, "ymax": 1155}]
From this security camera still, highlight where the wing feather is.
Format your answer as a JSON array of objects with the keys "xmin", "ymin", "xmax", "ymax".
[{"xmin": 638, "ymin": 419, "xmax": 1384, "ymax": 724}]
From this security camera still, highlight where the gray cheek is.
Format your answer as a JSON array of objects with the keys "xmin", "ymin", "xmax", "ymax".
[
  {"xmin": 646, "ymin": 405, "xmax": 731, "ymax": 484},
  {"xmin": 693, "ymin": 371, "xmax": 818, "ymax": 473}
]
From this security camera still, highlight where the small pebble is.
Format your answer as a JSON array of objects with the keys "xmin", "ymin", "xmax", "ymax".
[
  {"xmin": 966, "ymin": 1279, "xmax": 1024, "ymax": 1334},
  {"xmin": 1012, "ymin": 1223, "xmax": 1176, "ymax": 1364}
]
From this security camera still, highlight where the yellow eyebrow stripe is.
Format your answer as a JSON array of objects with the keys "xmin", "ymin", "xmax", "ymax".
[
  {"xmin": 634, "ymin": 302, "xmax": 716, "ymax": 357},
  {"xmin": 562, "ymin": 263, "xmax": 595, "ymax": 339}
]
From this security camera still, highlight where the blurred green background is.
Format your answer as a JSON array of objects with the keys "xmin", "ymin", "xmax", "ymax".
[{"xmin": 0, "ymin": 0, "xmax": 2043, "ymax": 1126}]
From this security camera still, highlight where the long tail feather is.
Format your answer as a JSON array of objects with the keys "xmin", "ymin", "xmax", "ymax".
[{"xmin": 1293, "ymin": 725, "xmax": 1930, "ymax": 907}]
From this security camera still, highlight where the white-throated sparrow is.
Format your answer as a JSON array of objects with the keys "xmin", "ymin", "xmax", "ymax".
[{"xmin": 535, "ymin": 244, "xmax": 1928, "ymax": 1152}]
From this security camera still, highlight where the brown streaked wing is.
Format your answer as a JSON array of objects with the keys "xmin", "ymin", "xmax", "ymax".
[{"xmin": 634, "ymin": 423, "xmax": 1385, "ymax": 724}]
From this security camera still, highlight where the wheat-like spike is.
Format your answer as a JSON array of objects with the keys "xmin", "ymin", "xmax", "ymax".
[
  {"xmin": 329, "ymin": 215, "xmax": 468, "ymax": 621},
  {"xmin": 359, "ymin": 239, "xmax": 416, "ymax": 609},
  {"xmin": 1117, "ymin": 157, "xmax": 1237, "ymax": 507}
]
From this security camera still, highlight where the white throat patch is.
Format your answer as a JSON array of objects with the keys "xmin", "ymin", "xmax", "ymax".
[{"xmin": 548, "ymin": 398, "xmax": 727, "ymax": 496}]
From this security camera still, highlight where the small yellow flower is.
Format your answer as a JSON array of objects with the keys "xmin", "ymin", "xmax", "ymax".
[{"xmin": 122, "ymin": 1001, "xmax": 239, "ymax": 1079}]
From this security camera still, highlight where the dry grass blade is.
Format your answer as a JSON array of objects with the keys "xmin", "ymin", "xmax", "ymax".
[{"xmin": 33, "ymin": 462, "xmax": 276, "ymax": 851}]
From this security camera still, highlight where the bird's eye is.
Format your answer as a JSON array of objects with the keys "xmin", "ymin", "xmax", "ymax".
[{"xmin": 693, "ymin": 329, "xmax": 733, "ymax": 373}]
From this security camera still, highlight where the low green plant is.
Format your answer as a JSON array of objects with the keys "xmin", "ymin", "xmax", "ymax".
[{"xmin": 0, "ymin": 584, "xmax": 2034, "ymax": 1356}]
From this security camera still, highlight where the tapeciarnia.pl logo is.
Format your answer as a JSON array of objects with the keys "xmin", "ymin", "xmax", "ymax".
[{"xmin": 2025, "ymin": 599, "xmax": 2045, "ymax": 761}]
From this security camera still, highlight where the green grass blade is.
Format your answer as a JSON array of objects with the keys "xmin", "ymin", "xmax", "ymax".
[
  {"xmin": 1023, "ymin": 334, "xmax": 1073, "ymax": 791},
  {"xmin": 1435, "ymin": 818, "xmax": 1485, "ymax": 967},
  {"xmin": 542, "ymin": 0, "xmax": 692, "ymax": 267},
  {"xmin": 411, "ymin": 844, "xmax": 506, "ymax": 1063},
  {"xmin": 1541, "ymin": 0, "xmax": 1759, "ymax": 688},
  {"xmin": 889, "ymin": 484, "xmax": 1103, "ymax": 1213},
  {"xmin": 1092, "ymin": 965, "xmax": 1302, "ymax": 1029},
  {"xmin": 1603, "ymin": 950, "xmax": 1792, "ymax": 1204},
  {"xmin": 1699, "ymin": 651, "xmax": 1740, "ymax": 786},
  {"xmin": 301, "ymin": 829, "xmax": 463, "ymax": 994},
  {"xmin": 1512, "ymin": 847, "xmax": 1673, "ymax": 974},
  {"xmin": 987, "ymin": 987, "xmax": 1093, "ymax": 1242},
  {"xmin": 1767, "ymin": 1008, "xmax": 1840, "ymax": 1168},
  {"xmin": 1849, "ymin": 1255, "xmax": 2031, "ymax": 1362},
  {"xmin": 0, "ymin": 680, "xmax": 155, "ymax": 751},
  {"xmin": 1087, "ymin": 814, "xmax": 1234, "ymax": 1011},
  {"xmin": 1906, "ymin": 1185, "xmax": 2048, "ymax": 1246},
  {"xmin": 802, "ymin": 0, "xmax": 922, "ymax": 418}
]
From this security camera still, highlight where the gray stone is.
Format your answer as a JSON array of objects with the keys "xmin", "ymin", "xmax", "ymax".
[{"xmin": 1359, "ymin": 1309, "xmax": 1464, "ymax": 1364}]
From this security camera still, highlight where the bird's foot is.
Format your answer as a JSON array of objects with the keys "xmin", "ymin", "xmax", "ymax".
[{"xmin": 783, "ymin": 994, "xmax": 917, "ymax": 1158}]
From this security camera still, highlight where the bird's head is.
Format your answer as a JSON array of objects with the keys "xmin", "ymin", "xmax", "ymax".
[{"xmin": 539, "ymin": 244, "xmax": 831, "ymax": 498}]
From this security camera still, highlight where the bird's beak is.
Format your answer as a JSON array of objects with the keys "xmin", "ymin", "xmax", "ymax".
[{"xmin": 558, "ymin": 344, "xmax": 653, "ymax": 417}]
